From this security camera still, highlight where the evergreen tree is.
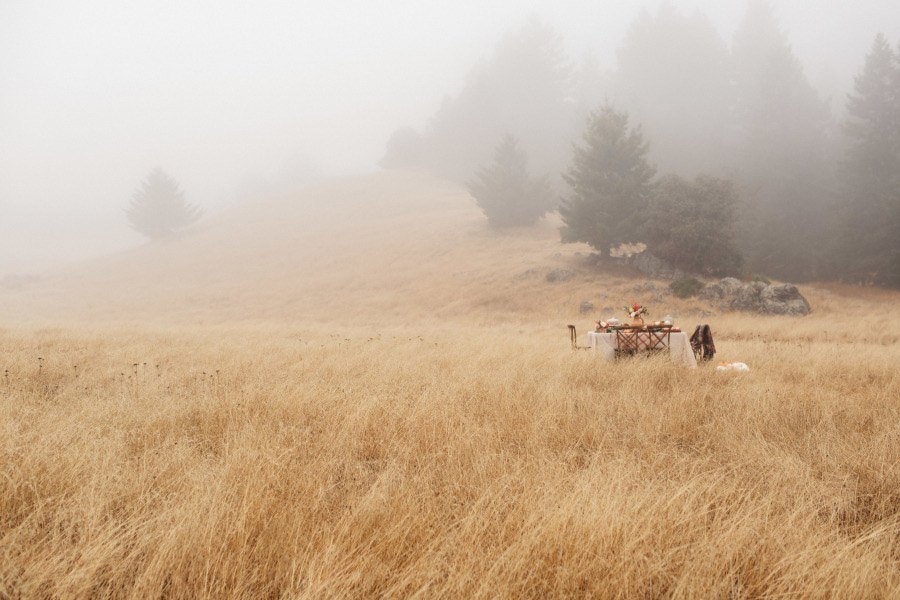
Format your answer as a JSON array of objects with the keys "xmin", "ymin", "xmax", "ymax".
[
  {"xmin": 646, "ymin": 175, "xmax": 743, "ymax": 276},
  {"xmin": 730, "ymin": 0, "xmax": 836, "ymax": 281},
  {"xmin": 559, "ymin": 107, "xmax": 656, "ymax": 253},
  {"xmin": 467, "ymin": 135, "xmax": 553, "ymax": 227},
  {"xmin": 126, "ymin": 168, "xmax": 202, "ymax": 239},
  {"xmin": 838, "ymin": 34, "xmax": 900, "ymax": 286}
]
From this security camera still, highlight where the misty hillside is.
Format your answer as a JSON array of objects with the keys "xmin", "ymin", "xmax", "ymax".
[{"xmin": 1, "ymin": 172, "xmax": 615, "ymax": 326}]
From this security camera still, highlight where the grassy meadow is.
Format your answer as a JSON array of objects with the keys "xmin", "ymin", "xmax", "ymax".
[{"xmin": 1, "ymin": 172, "xmax": 899, "ymax": 598}]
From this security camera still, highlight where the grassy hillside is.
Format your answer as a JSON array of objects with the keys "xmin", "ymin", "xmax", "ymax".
[
  {"xmin": 1, "ymin": 171, "xmax": 899, "ymax": 598},
  {"xmin": 2, "ymin": 171, "xmax": 584, "ymax": 326},
  {"xmin": 0, "ymin": 170, "xmax": 769, "ymax": 328}
]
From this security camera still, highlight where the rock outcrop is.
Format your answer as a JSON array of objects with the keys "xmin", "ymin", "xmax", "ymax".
[{"xmin": 701, "ymin": 278, "xmax": 811, "ymax": 315}]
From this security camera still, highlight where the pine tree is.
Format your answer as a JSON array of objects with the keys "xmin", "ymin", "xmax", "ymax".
[
  {"xmin": 126, "ymin": 168, "xmax": 202, "ymax": 239},
  {"xmin": 839, "ymin": 34, "xmax": 900, "ymax": 286},
  {"xmin": 559, "ymin": 107, "xmax": 656, "ymax": 253},
  {"xmin": 730, "ymin": 0, "xmax": 835, "ymax": 281},
  {"xmin": 467, "ymin": 135, "xmax": 553, "ymax": 227},
  {"xmin": 845, "ymin": 35, "xmax": 897, "ymax": 162}
]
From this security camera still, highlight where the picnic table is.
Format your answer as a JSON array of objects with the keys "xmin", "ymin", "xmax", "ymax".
[{"xmin": 586, "ymin": 327, "xmax": 697, "ymax": 368}]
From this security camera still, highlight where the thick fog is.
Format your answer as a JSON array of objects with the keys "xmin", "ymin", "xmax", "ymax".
[{"xmin": 1, "ymin": 0, "xmax": 898, "ymax": 273}]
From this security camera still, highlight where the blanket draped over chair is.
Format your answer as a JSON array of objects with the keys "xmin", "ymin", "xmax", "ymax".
[{"xmin": 689, "ymin": 324, "xmax": 716, "ymax": 361}]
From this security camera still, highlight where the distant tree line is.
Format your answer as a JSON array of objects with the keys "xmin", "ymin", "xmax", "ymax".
[{"xmin": 383, "ymin": 1, "xmax": 900, "ymax": 288}]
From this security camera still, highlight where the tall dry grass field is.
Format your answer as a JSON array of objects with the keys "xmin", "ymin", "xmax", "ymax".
[
  {"xmin": 2, "ymin": 310, "xmax": 899, "ymax": 598},
  {"xmin": 1, "ymin": 173, "xmax": 899, "ymax": 597}
]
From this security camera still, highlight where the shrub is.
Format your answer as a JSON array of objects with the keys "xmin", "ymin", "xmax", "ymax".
[
  {"xmin": 646, "ymin": 174, "xmax": 743, "ymax": 276},
  {"xmin": 670, "ymin": 277, "xmax": 704, "ymax": 298}
]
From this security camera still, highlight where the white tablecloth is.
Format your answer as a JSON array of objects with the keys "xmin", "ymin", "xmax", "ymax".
[{"xmin": 586, "ymin": 331, "xmax": 697, "ymax": 368}]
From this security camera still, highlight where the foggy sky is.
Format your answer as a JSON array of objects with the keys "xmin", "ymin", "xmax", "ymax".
[{"xmin": 2, "ymin": 0, "xmax": 898, "ymax": 273}]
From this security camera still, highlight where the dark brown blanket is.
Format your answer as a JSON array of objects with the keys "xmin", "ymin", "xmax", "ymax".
[{"xmin": 690, "ymin": 324, "xmax": 716, "ymax": 361}]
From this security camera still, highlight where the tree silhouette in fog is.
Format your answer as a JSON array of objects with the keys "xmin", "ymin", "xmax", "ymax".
[
  {"xmin": 730, "ymin": 0, "xmax": 835, "ymax": 281},
  {"xmin": 614, "ymin": 3, "xmax": 732, "ymax": 176},
  {"xmin": 559, "ymin": 107, "xmax": 656, "ymax": 254},
  {"xmin": 422, "ymin": 17, "xmax": 572, "ymax": 180},
  {"xmin": 378, "ymin": 1, "xmax": 899, "ymax": 288},
  {"xmin": 838, "ymin": 34, "xmax": 900, "ymax": 287},
  {"xmin": 380, "ymin": 127, "xmax": 428, "ymax": 171},
  {"xmin": 126, "ymin": 168, "xmax": 202, "ymax": 239},
  {"xmin": 646, "ymin": 175, "xmax": 743, "ymax": 276},
  {"xmin": 468, "ymin": 135, "xmax": 554, "ymax": 227}
]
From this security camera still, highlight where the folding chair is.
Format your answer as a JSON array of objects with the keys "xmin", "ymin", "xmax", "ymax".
[
  {"xmin": 615, "ymin": 327, "xmax": 671, "ymax": 359},
  {"xmin": 614, "ymin": 329, "xmax": 641, "ymax": 357},
  {"xmin": 645, "ymin": 328, "xmax": 671, "ymax": 353}
]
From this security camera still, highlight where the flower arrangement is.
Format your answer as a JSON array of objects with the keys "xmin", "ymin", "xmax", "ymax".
[{"xmin": 625, "ymin": 303, "xmax": 649, "ymax": 319}]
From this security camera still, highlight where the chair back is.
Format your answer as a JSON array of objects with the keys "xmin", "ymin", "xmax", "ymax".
[{"xmin": 615, "ymin": 328, "xmax": 671, "ymax": 358}]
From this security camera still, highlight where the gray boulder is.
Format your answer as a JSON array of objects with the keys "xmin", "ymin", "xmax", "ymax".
[
  {"xmin": 579, "ymin": 300, "xmax": 595, "ymax": 314},
  {"xmin": 699, "ymin": 277, "xmax": 742, "ymax": 300},
  {"xmin": 759, "ymin": 283, "xmax": 811, "ymax": 315},
  {"xmin": 702, "ymin": 278, "xmax": 811, "ymax": 315}
]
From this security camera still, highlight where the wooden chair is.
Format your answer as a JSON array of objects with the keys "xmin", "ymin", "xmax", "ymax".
[
  {"xmin": 614, "ymin": 327, "xmax": 670, "ymax": 359},
  {"xmin": 568, "ymin": 325, "xmax": 591, "ymax": 350},
  {"xmin": 646, "ymin": 328, "xmax": 672, "ymax": 352}
]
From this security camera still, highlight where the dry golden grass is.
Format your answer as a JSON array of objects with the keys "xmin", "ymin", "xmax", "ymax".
[{"xmin": 1, "ymin": 172, "xmax": 899, "ymax": 598}]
